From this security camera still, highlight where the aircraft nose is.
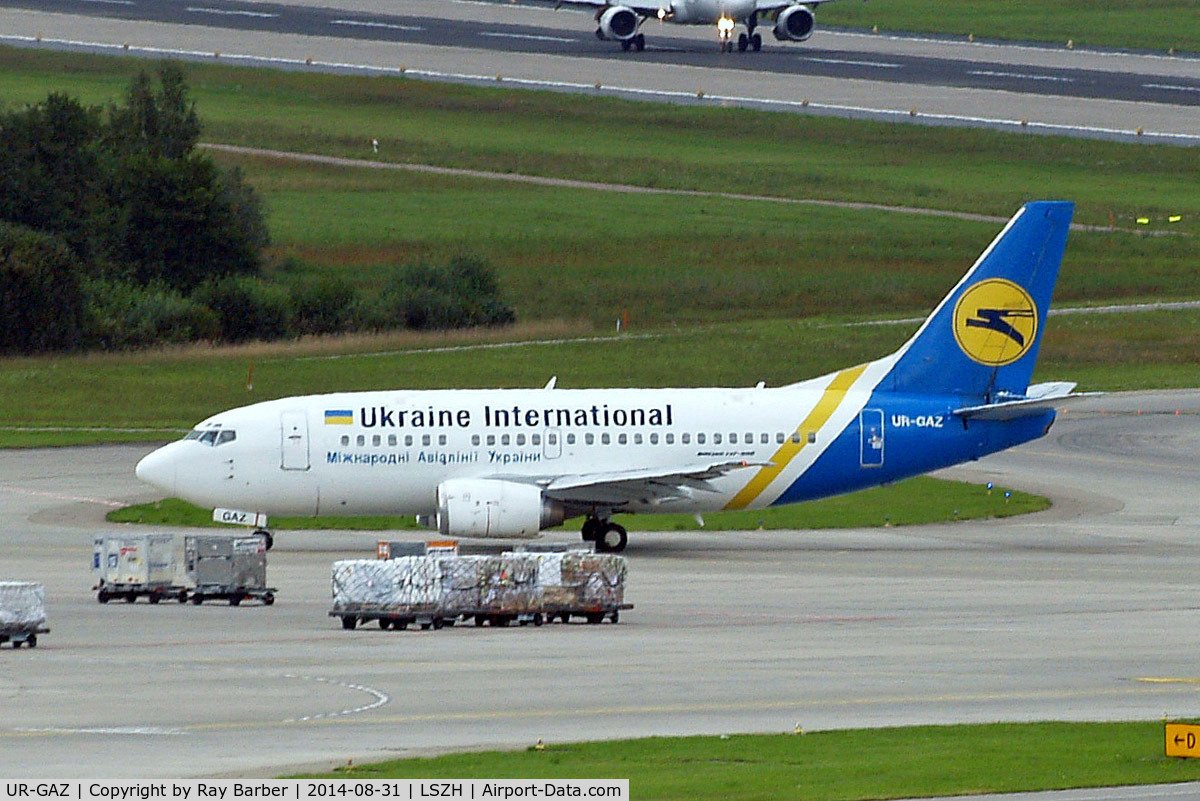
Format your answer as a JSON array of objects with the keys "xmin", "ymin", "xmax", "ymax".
[{"xmin": 135, "ymin": 445, "xmax": 178, "ymax": 495}]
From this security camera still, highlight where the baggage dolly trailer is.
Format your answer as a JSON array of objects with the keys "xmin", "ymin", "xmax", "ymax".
[
  {"xmin": 1, "ymin": 581, "xmax": 49, "ymax": 647},
  {"xmin": 0, "ymin": 624, "xmax": 50, "ymax": 648}
]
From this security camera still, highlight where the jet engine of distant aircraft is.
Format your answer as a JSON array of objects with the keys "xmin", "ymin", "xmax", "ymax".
[
  {"xmin": 773, "ymin": 4, "xmax": 816, "ymax": 41},
  {"xmin": 596, "ymin": 6, "xmax": 645, "ymax": 50}
]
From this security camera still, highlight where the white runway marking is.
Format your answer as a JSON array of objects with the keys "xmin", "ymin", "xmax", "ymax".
[
  {"xmin": 281, "ymin": 675, "xmax": 391, "ymax": 723},
  {"xmin": 331, "ymin": 19, "xmax": 423, "ymax": 32},
  {"xmin": 186, "ymin": 7, "xmax": 278, "ymax": 18},
  {"xmin": 1144, "ymin": 83, "xmax": 1200, "ymax": 94},
  {"xmin": 969, "ymin": 69, "xmax": 1075, "ymax": 83},
  {"xmin": 804, "ymin": 56, "xmax": 902, "ymax": 69},
  {"xmin": 481, "ymin": 31, "xmax": 577, "ymax": 43}
]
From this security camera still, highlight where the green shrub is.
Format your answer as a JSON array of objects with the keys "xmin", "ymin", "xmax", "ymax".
[
  {"xmin": 290, "ymin": 276, "xmax": 362, "ymax": 336},
  {"xmin": 192, "ymin": 274, "xmax": 295, "ymax": 343},
  {"xmin": 0, "ymin": 222, "xmax": 88, "ymax": 353},
  {"xmin": 84, "ymin": 278, "xmax": 220, "ymax": 349},
  {"xmin": 371, "ymin": 254, "xmax": 515, "ymax": 331}
]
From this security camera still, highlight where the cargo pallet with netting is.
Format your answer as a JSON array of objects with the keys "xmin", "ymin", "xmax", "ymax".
[
  {"xmin": 1, "ymin": 582, "xmax": 50, "ymax": 648},
  {"xmin": 330, "ymin": 552, "xmax": 630, "ymax": 631}
]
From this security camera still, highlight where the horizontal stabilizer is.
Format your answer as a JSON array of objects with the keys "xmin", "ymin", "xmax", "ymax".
[{"xmin": 954, "ymin": 381, "xmax": 1100, "ymax": 421}]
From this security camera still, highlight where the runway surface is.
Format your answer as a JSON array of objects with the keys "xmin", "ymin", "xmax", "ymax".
[
  {"xmin": 1, "ymin": 0, "xmax": 1196, "ymax": 142},
  {"xmin": 4, "ymin": 390, "xmax": 1200, "ymax": 781}
]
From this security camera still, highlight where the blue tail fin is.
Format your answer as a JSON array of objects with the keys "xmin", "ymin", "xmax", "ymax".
[{"xmin": 878, "ymin": 201, "xmax": 1073, "ymax": 400}]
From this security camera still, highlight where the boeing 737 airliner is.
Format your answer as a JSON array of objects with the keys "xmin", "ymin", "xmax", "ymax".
[{"xmin": 136, "ymin": 201, "xmax": 1081, "ymax": 552}]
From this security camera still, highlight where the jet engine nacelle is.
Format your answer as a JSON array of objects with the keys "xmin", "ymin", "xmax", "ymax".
[
  {"xmin": 596, "ymin": 6, "xmax": 640, "ymax": 40},
  {"xmin": 773, "ymin": 4, "xmax": 815, "ymax": 41},
  {"xmin": 436, "ymin": 479, "xmax": 565, "ymax": 538}
]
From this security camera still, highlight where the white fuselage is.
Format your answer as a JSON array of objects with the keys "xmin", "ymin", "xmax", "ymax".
[
  {"xmin": 669, "ymin": 0, "xmax": 757, "ymax": 25},
  {"xmin": 136, "ymin": 373, "xmax": 888, "ymax": 519}
]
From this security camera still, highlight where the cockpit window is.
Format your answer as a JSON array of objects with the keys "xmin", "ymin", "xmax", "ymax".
[{"xmin": 186, "ymin": 428, "xmax": 237, "ymax": 446}]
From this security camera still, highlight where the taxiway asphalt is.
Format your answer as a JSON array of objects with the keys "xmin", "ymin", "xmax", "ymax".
[{"xmin": 3, "ymin": 391, "xmax": 1200, "ymax": 779}]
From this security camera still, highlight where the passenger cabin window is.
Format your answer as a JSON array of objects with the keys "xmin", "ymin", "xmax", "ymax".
[
  {"xmin": 516, "ymin": 434, "xmax": 526, "ymax": 446},
  {"xmin": 601, "ymin": 433, "xmax": 611, "ymax": 445},
  {"xmin": 405, "ymin": 435, "xmax": 414, "ymax": 447},
  {"xmin": 532, "ymin": 434, "xmax": 541, "ymax": 446},
  {"xmin": 682, "ymin": 433, "xmax": 690, "ymax": 444},
  {"xmin": 487, "ymin": 435, "xmax": 496, "ymax": 446},
  {"xmin": 422, "ymin": 434, "xmax": 431, "ymax": 446},
  {"xmin": 649, "ymin": 433, "xmax": 659, "ymax": 445},
  {"xmin": 585, "ymin": 433, "xmax": 595, "ymax": 445},
  {"xmin": 438, "ymin": 434, "xmax": 447, "ymax": 446},
  {"xmin": 776, "ymin": 433, "xmax": 785, "ymax": 444},
  {"xmin": 712, "ymin": 433, "xmax": 721, "ymax": 444},
  {"xmin": 341, "ymin": 435, "xmax": 349, "ymax": 446},
  {"xmin": 356, "ymin": 435, "xmax": 365, "ymax": 446},
  {"xmin": 372, "ymin": 435, "xmax": 381, "ymax": 447},
  {"xmin": 472, "ymin": 434, "xmax": 481, "ymax": 446},
  {"xmin": 618, "ymin": 433, "xmax": 628, "ymax": 445},
  {"xmin": 728, "ymin": 433, "xmax": 737, "ymax": 444},
  {"xmin": 666, "ymin": 433, "xmax": 675, "ymax": 445},
  {"xmin": 697, "ymin": 434, "xmax": 706, "ymax": 444},
  {"xmin": 808, "ymin": 432, "xmax": 817, "ymax": 444}
]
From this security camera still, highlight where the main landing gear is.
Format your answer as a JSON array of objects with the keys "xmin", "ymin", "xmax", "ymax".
[
  {"xmin": 720, "ymin": 14, "xmax": 762, "ymax": 52},
  {"xmin": 620, "ymin": 33, "xmax": 646, "ymax": 51},
  {"xmin": 581, "ymin": 514, "xmax": 628, "ymax": 553}
]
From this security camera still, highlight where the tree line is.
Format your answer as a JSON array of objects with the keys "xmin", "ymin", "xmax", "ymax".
[{"xmin": 0, "ymin": 65, "xmax": 513, "ymax": 354}]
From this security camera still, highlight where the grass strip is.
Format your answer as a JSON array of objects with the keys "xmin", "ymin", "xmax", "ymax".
[
  {"xmin": 0, "ymin": 47, "xmax": 1195, "ymax": 230},
  {"xmin": 3, "ymin": 309, "xmax": 1200, "ymax": 449},
  {"xmin": 820, "ymin": 0, "xmax": 1198, "ymax": 53},
  {"xmin": 106, "ymin": 476, "xmax": 1048, "ymax": 532},
  {"xmin": 292, "ymin": 722, "xmax": 1200, "ymax": 799}
]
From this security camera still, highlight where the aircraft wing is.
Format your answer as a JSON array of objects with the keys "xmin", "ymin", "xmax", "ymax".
[
  {"xmin": 554, "ymin": 0, "xmax": 663, "ymax": 14},
  {"xmin": 493, "ymin": 461, "xmax": 768, "ymax": 508},
  {"xmin": 755, "ymin": 0, "xmax": 838, "ymax": 12},
  {"xmin": 954, "ymin": 382, "xmax": 1101, "ymax": 421}
]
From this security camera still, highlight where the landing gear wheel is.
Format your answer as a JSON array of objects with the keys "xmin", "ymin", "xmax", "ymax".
[
  {"xmin": 737, "ymin": 32, "xmax": 748, "ymax": 51},
  {"xmin": 751, "ymin": 32, "xmax": 762, "ymax": 51},
  {"xmin": 633, "ymin": 33, "xmax": 645, "ymax": 51},
  {"xmin": 595, "ymin": 523, "xmax": 628, "ymax": 553},
  {"xmin": 621, "ymin": 39, "xmax": 631, "ymax": 51},
  {"xmin": 581, "ymin": 515, "xmax": 603, "ymax": 543}
]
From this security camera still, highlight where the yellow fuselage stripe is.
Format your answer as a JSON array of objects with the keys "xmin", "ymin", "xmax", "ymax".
[{"xmin": 723, "ymin": 364, "xmax": 869, "ymax": 511}]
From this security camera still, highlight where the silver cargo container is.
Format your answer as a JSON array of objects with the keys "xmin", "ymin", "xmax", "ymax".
[{"xmin": 184, "ymin": 535, "xmax": 274, "ymax": 606}]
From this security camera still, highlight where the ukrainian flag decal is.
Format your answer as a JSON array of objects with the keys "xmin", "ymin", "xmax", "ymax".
[{"xmin": 324, "ymin": 409, "xmax": 353, "ymax": 425}]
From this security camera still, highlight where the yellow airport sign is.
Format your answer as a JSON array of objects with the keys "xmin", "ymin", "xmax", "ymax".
[{"xmin": 1166, "ymin": 723, "xmax": 1200, "ymax": 758}]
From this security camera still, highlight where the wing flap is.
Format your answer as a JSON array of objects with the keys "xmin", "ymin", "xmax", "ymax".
[{"xmin": 491, "ymin": 460, "xmax": 767, "ymax": 508}]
